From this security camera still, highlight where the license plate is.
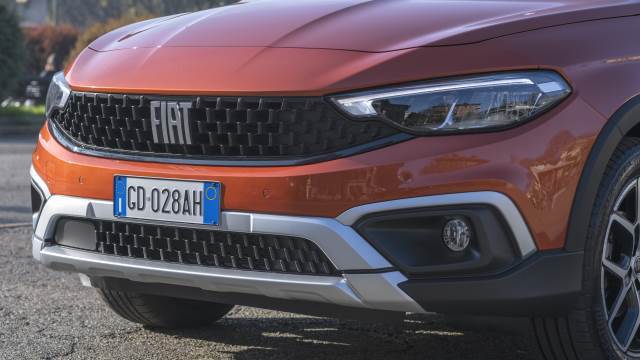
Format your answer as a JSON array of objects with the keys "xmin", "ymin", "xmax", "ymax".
[{"xmin": 113, "ymin": 176, "xmax": 221, "ymax": 226}]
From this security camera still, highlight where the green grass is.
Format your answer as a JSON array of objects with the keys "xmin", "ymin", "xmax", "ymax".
[{"xmin": 0, "ymin": 105, "xmax": 46, "ymax": 117}]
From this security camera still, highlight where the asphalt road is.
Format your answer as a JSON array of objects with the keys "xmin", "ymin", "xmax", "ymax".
[
  {"xmin": 0, "ymin": 134, "xmax": 34, "ymax": 226},
  {"xmin": 0, "ymin": 134, "xmax": 537, "ymax": 359}
]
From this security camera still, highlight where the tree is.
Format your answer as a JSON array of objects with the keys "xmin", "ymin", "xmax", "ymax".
[
  {"xmin": 56, "ymin": 0, "xmax": 239, "ymax": 29},
  {"xmin": 0, "ymin": 4, "xmax": 25, "ymax": 100},
  {"xmin": 64, "ymin": 0, "xmax": 239, "ymax": 65},
  {"xmin": 23, "ymin": 24, "xmax": 78, "ymax": 74}
]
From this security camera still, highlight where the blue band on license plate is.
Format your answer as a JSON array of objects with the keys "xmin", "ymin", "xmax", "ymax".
[
  {"xmin": 113, "ymin": 176, "xmax": 221, "ymax": 226},
  {"xmin": 114, "ymin": 176, "xmax": 127, "ymax": 218},
  {"xmin": 202, "ymin": 182, "xmax": 220, "ymax": 226}
]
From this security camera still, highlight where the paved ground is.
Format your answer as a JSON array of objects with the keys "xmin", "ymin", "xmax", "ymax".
[
  {"xmin": 0, "ymin": 134, "xmax": 537, "ymax": 359},
  {"xmin": 0, "ymin": 134, "xmax": 34, "ymax": 225}
]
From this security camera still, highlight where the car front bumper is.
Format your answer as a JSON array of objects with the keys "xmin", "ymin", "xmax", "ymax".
[{"xmin": 32, "ymin": 162, "xmax": 582, "ymax": 317}]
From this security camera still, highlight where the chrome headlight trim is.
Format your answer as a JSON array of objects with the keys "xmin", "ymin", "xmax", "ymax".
[
  {"xmin": 45, "ymin": 71, "xmax": 71, "ymax": 118},
  {"xmin": 330, "ymin": 71, "xmax": 572, "ymax": 135}
]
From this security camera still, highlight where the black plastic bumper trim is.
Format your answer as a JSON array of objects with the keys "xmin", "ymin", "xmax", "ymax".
[
  {"xmin": 340, "ymin": 267, "xmax": 397, "ymax": 274},
  {"xmin": 354, "ymin": 205, "xmax": 519, "ymax": 278},
  {"xmin": 398, "ymin": 250, "xmax": 583, "ymax": 316}
]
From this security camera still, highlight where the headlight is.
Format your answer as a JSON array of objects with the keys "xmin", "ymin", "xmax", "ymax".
[
  {"xmin": 331, "ymin": 71, "xmax": 571, "ymax": 134},
  {"xmin": 45, "ymin": 71, "xmax": 71, "ymax": 118}
]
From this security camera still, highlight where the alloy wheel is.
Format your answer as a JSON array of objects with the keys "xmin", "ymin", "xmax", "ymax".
[{"xmin": 602, "ymin": 179, "xmax": 640, "ymax": 354}]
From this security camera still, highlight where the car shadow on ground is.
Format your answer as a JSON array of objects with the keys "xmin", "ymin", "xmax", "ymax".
[
  {"xmin": 146, "ymin": 311, "xmax": 538, "ymax": 360},
  {"xmin": 0, "ymin": 205, "xmax": 31, "ymax": 213}
]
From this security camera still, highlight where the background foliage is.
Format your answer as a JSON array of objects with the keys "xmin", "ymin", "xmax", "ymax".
[
  {"xmin": 70, "ymin": 0, "xmax": 237, "ymax": 28},
  {"xmin": 24, "ymin": 24, "xmax": 78, "ymax": 73},
  {"xmin": 0, "ymin": 0, "xmax": 239, "ymax": 29},
  {"xmin": 61, "ymin": 0, "xmax": 238, "ymax": 66},
  {"xmin": 0, "ymin": 4, "xmax": 25, "ymax": 100},
  {"xmin": 0, "ymin": 0, "xmax": 239, "ymax": 101},
  {"xmin": 59, "ymin": 0, "xmax": 237, "ymax": 28}
]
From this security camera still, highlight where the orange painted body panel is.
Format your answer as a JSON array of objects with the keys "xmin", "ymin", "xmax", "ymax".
[{"xmin": 37, "ymin": 5, "xmax": 640, "ymax": 251}]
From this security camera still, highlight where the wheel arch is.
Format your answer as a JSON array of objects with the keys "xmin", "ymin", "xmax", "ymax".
[{"xmin": 566, "ymin": 94, "xmax": 640, "ymax": 251}]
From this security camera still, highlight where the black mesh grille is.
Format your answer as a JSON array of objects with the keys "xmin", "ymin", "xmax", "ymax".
[
  {"xmin": 87, "ymin": 220, "xmax": 338, "ymax": 276},
  {"xmin": 51, "ymin": 92, "xmax": 400, "ymax": 162}
]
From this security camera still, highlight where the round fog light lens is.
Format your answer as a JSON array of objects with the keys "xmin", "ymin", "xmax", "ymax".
[{"xmin": 442, "ymin": 218, "xmax": 471, "ymax": 252}]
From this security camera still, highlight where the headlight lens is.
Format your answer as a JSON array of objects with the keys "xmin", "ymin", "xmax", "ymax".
[
  {"xmin": 331, "ymin": 71, "xmax": 571, "ymax": 134},
  {"xmin": 45, "ymin": 71, "xmax": 71, "ymax": 117}
]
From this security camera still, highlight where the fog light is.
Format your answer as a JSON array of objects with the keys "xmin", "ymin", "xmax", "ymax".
[{"xmin": 442, "ymin": 218, "xmax": 471, "ymax": 252}]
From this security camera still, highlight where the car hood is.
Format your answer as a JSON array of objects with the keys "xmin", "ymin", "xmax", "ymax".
[{"xmin": 89, "ymin": 0, "xmax": 640, "ymax": 53}]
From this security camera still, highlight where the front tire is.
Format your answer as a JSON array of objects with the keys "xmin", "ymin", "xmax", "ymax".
[
  {"xmin": 533, "ymin": 138, "xmax": 640, "ymax": 359},
  {"xmin": 99, "ymin": 288, "xmax": 234, "ymax": 328}
]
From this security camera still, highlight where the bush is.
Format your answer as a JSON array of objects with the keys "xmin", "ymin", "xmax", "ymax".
[
  {"xmin": 0, "ymin": 4, "xmax": 25, "ymax": 100},
  {"xmin": 23, "ymin": 24, "xmax": 79, "ymax": 74},
  {"xmin": 55, "ymin": 0, "xmax": 238, "ymax": 29},
  {"xmin": 66, "ymin": 14, "xmax": 153, "ymax": 66}
]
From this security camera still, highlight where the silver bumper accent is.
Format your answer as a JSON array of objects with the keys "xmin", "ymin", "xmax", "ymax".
[
  {"xmin": 34, "ymin": 195, "xmax": 392, "ymax": 271},
  {"xmin": 30, "ymin": 165, "xmax": 51, "ymax": 199},
  {"xmin": 31, "ymin": 193, "xmax": 421, "ymax": 312},
  {"xmin": 34, "ymin": 236, "xmax": 419, "ymax": 311},
  {"xmin": 31, "ymin": 168, "xmax": 537, "ymax": 314},
  {"xmin": 30, "ymin": 166, "xmax": 49, "ymax": 229}
]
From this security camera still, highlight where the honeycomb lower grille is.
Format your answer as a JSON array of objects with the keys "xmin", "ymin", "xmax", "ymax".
[
  {"xmin": 87, "ymin": 220, "xmax": 338, "ymax": 276},
  {"xmin": 50, "ymin": 92, "xmax": 402, "ymax": 164}
]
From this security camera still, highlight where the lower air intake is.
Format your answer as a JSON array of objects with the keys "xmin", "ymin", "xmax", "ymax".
[{"xmin": 68, "ymin": 220, "xmax": 339, "ymax": 276}]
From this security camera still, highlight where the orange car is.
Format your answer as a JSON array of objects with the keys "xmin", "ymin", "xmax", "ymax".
[{"xmin": 31, "ymin": 0, "xmax": 640, "ymax": 358}]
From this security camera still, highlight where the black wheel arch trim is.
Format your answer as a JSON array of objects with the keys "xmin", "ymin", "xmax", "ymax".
[{"xmin": 566, "ymin": 94, "xmax": 640, "ymax": 252}]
